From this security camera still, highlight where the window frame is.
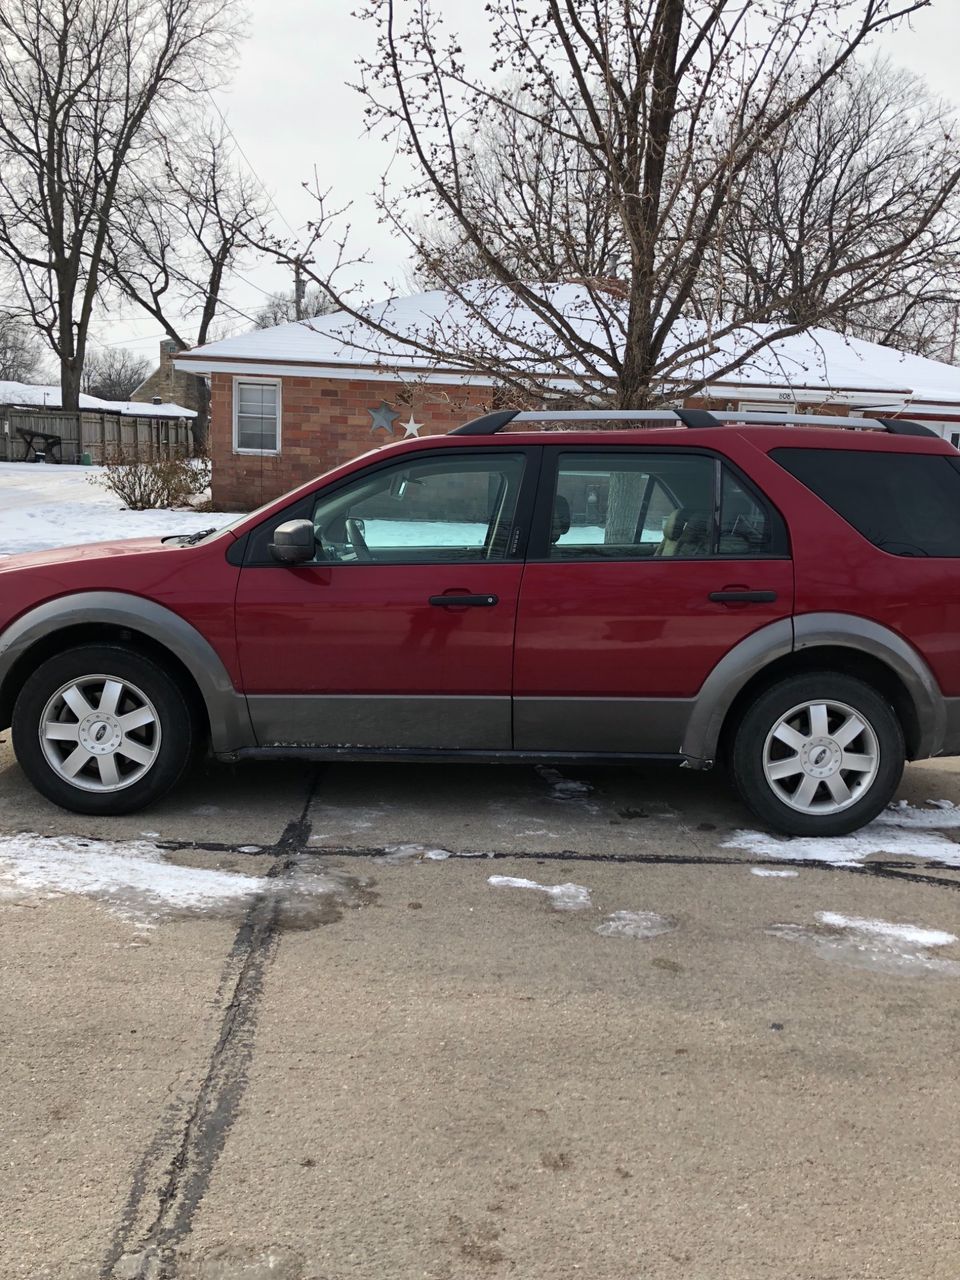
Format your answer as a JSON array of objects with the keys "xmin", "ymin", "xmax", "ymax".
[
  {"xmin": 527, "ymin": 445, "xmax": 790, "ymax": 562},
  {"xmin": 233, "ymin": 376, "xmax": 282, "ymax": 456},
  {"xmin": 240, "ymin": 446, "xmax": 543, "ymax": 568}
]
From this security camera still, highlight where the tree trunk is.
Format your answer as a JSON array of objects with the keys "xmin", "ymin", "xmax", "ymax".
[
  {"xmin": 604, "ymin": 473, "xmax": 647, "ymax": 543},
  {"xmin": 60, "ymin": 355, "xmax": 82, "ymax": 412}
]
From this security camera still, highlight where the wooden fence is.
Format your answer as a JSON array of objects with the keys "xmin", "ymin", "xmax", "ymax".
[{"xmin": 0, "ymin": 410, "xmax": 193, "ymax": 464}]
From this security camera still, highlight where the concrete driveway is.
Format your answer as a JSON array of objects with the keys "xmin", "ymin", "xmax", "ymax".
[{"xmin": 1, "ymin": 734, "xmax": 959, "ymax": 1280}]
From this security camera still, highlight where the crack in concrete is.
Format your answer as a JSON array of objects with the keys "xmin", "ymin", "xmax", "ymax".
[
  {"xmin": 100, "ymin": 774, "xmax": 320, "ymax": 1280},
  {"xmin": 151, "ymin": 837, "xmax": 960, "ymax": 890}
]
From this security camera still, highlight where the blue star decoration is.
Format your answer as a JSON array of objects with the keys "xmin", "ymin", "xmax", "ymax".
[{"xmin": 368, "ymin": 401, "xmax": 399, "ymax": 435}]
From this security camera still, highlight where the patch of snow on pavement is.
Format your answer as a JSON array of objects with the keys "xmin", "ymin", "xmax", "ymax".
[
  {"xmin": 0, "ymin": 833, "xmax": 341, "ymax": 927},
  {"xmin": 0, "ymin": 461, "xmax": 238, "ymax": 557},
  {"xmin": 769, "ymin": 910, "xmax": 960, "ymax": 976},
  {"xmin": 595, "ymin": 909, "xmax": 675, "ymax": 939},
  {"xmin": 723, "ymin": 823, "xmax": 960, "ymax": 867},
  {"xmin": 874, "ymin": 799, "xmax": 960, "ymax": 829},
  {"xmin": 487, "ymin": 874, "xmax": 591, "ymax": 910},
  {"xmin": 750, "ymin": 867, "xmax": 800, "ymax": 878},
  {"xmin": 378, "ymin": 843, "xmax": 471, "ymax": 864},
  {"xmin": 816, "ymin": 912, "xmax": 956, "ymax": 948}
]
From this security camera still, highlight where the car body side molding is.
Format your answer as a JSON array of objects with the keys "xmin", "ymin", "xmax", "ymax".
[{"xmin": 0, "ymin": 591, "xmax": 253, "ymax": 753}]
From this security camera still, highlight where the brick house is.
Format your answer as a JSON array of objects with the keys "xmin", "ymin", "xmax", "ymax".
[
  {"xmin": 131, "ymin": 338, "xmax": 203, "ymax": 415},
  {"xmin": 174, "ymin": 286, "xmax": 960, "ymax": 510}
]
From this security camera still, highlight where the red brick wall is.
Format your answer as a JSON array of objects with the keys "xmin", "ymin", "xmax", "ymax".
[
  {"xmin": 208, "ymin": 371, "xmax": 860, "ymax": 510},
  {"xmin": 210, "ymin": 372, "xmax": 493, "ymax": 510}
]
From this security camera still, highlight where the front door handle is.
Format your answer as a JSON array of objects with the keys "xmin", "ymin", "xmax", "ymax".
[
  {"xmin": 429, "ymin": 594, "xmax": 499, "ymax": 607},
  {"xmin": 709, "ymin": 590, "xmax": 777, "ymax": 604}
]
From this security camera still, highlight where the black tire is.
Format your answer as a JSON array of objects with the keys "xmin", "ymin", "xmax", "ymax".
[
  {"xmin": 12, "ymin": 644, "xmax": 196, "ymax": 816},
  {"xmin": 730, "ymin": 672, "xmax": 904, "ymax": 837}
]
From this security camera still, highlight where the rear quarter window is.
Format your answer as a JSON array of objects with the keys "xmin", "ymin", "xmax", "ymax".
[{"xmin": 771, "ymin": 448, "xmax": 960, "ymax": 557}]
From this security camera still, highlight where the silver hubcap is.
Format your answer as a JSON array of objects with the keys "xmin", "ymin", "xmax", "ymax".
[
  {"xmin": 39, "ymin": 675, "xmax": 162, "ymax": 793},
  {"xmin": 762, "ymin": 699, "xmax": 880, "ymax": 815}
]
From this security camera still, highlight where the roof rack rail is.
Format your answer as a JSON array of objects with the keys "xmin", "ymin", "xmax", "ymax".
[{"xmin": 449, "ymin": 408, "xmax": 939, "ymax": 439}]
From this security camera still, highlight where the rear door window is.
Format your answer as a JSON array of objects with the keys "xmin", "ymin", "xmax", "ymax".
[
  {"xmin": 544, "ymin": 452, "xmax": 787, "ymax": 559},
  {"xmin": 771, "ymin": 448, "xmax": 960, "ymax": 556}
]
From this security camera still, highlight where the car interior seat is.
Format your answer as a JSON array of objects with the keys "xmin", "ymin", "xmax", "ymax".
[
  {"xmin": 657, "ymin": 508, "xmax": 711, "ymax": 557},
  {"xmin": 551, "ymin": 494, "xmax": 572, "ymax": 544}
]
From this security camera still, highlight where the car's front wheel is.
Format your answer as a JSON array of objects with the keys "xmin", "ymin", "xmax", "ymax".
[
  {"xmin": 12, "ymin": 644, "xmax": 196, "ymax": 815},
  {"xmin": 730, "ymin": 673, "xmax": 904, "ymax": 836}
]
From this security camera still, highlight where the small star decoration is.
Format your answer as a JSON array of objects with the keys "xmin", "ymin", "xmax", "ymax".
[
  {"xmin": 401, "ymin": 414, "xmax": 423, "ymax": 438},
  {"xmin": 368, "ymin": 401, "xmax": 399, "ymax": 435}
]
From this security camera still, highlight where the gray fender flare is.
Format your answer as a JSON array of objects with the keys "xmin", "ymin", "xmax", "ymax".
[
  {"xmin": 680, "ymin": 619, "xmax": 793, "ymax": 766},
  {"xmin": 680, "ymin": 613, "xmax": 945, "ymax": 766},
  {"xmin": 0, "ymin": 591, "xmax": 253, "ymax": 753}
]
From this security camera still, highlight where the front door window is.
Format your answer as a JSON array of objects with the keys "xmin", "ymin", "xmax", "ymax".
[{"xmin": 309, "ymin": 453, "xmax": 527, "ymax": 564}]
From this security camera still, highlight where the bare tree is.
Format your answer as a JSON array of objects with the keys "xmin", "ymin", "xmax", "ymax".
[
  {"xmin": 407, "ymin": 82, "xmax": 624, "ymax": 291},
  {"xmin": 268, "ymin": 0, "xmax": 959, "ymax": 408},
  {"xmin": 104, "ymin": 122, "xmax": 266, "ymax": 446},
  {"xmin": 0, "ymin": 0, "xmax": 241, "ymax": 411},
  {"xmin": 81, "ymin": 347, "xmax": 152, "ymax": 400},
  {"xmin": 0, "ymin": 310, "xmax": 45, "ymax": 381},
  {"xmin": 252, "ymin": 288, "xmax": 339, "ymax": 328},
  {"xmin": 691, "ymin": 59, "xmax": 960, "ymax": 346}
]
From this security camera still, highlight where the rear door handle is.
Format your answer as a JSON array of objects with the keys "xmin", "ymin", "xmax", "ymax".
[
  {"xmin": 709, "ymin": 590, "xmax": 777, "ymax": 604},
  {"xmin": 429, "ymin": 594, "xmax": 499, "ymax": 607}
]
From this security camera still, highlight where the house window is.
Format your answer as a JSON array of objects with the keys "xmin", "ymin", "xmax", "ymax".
[{"xmin": 234, "ymin": 379, "xmax": 280, "ymax": 453}]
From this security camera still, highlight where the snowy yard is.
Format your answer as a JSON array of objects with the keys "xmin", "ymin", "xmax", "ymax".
[{"xmin": 0, "ymin": 461, "xmax": 238, "ymax": 557}]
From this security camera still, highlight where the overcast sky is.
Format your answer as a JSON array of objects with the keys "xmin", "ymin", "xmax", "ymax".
[{"xmin": 92, "ymin": 0, "xmax": 960, "ymax": 364}]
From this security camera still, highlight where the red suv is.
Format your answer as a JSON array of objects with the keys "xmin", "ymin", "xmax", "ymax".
[{"xmin": 1, "ymin": 409, "xmax": 958, "ymax": 836}]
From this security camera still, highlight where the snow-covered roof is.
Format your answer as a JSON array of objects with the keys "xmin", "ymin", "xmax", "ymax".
[
  {"xmin": 174, "ymin": 283, "xmax": 960, "ymax": 410},
  {"xmin": 0, "ymin": 381, "xmax": 195, "ymax": 418}
]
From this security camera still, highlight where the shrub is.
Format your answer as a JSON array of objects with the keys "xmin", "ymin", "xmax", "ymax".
[{"xmin": 94, "ymin": 453, "xmax": 212, "ymax": 510}]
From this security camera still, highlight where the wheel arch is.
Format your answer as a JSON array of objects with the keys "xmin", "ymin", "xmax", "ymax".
[
  {"xmin": 682, "ymin": 614, "xmax": 944, "ymax": 766},
  {"xmin": 0, "ymin": 592, "xmax": 253, "ymax": 753}
]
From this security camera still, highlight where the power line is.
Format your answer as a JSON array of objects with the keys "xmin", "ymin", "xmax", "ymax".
[{"xmin": 203, "ymin": 89, "xmax": 300, "ymax": 238}]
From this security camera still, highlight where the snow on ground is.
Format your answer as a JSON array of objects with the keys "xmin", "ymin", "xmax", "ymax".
[
  {"xmin": 724, "ymin": 800, "xmax": 960, "ymax": 868},
  {"xmin": 594, "ymin": 909, "xmax": 676, "ymax": 939},
  {"xmin": 0, "ymin": 461, "xmax": 238, "ymax": 557},
  {"xmin": 0, "ymin": 833, "xmax": 350, "ymax": 928},
  {"xmin": 769, "ymin": 911, "xmax": 960, "ymax": 976},
  {"xmin": 487, "ymin": 874, "xmax": 592, "ymax": 910}
]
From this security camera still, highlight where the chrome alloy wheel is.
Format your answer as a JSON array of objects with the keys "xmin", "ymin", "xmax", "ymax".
[
  {"xmin": 761, "ymin": 699, "xmax": 880, "ymax": 816},
  {"xmin": 38, "ymin": 674, "xmax": 162, "ymax": 793}
]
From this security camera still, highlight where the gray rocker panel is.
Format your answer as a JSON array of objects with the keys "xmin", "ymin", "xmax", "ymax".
[
  {"xmin": 0, "ymin": 591, "xmax": 253, "ymax": 753},
  {"xmin": 513, "ymin": 696, "xmax": 693, "ymax": 754},
  {"xmin": 246, "ymin": 694, "xmax": 511, "ymax": 751}
]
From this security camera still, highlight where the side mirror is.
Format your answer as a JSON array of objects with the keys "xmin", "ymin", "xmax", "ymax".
[{"xmin": 268, "ymin": 518, "xmax": 315, "ymax": 565}]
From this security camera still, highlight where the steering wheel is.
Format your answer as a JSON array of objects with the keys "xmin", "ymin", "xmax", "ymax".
[{"xmin": 345, "ymin": 517, "xmax": 373, "ymax": 562}]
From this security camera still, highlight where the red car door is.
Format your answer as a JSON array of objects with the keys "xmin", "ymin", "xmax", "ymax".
[
  {"xmin": 234, "ymin": 448, "xmax": 537, "ymax": 750},
  {"xmin": 513, "ymin": 447, "xmax": 794, "ymax": 753}
]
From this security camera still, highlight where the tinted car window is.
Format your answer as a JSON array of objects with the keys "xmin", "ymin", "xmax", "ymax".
[
  {"xmin": 548, "ymin": 453, "xmax": 786, "ymax": 559},
  {"xmin": 771, "ymin": 448, "xmax": 960, "ymax": 557}
]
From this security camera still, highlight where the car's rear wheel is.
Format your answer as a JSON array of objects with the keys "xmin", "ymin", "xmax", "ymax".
[
  {"xmin": 730, "ymin": 673, "xmax": 904, "ymax": 836},
  {"xmin": 12, "ymin": 644, "xmax": 196, "ymax": 815}
]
